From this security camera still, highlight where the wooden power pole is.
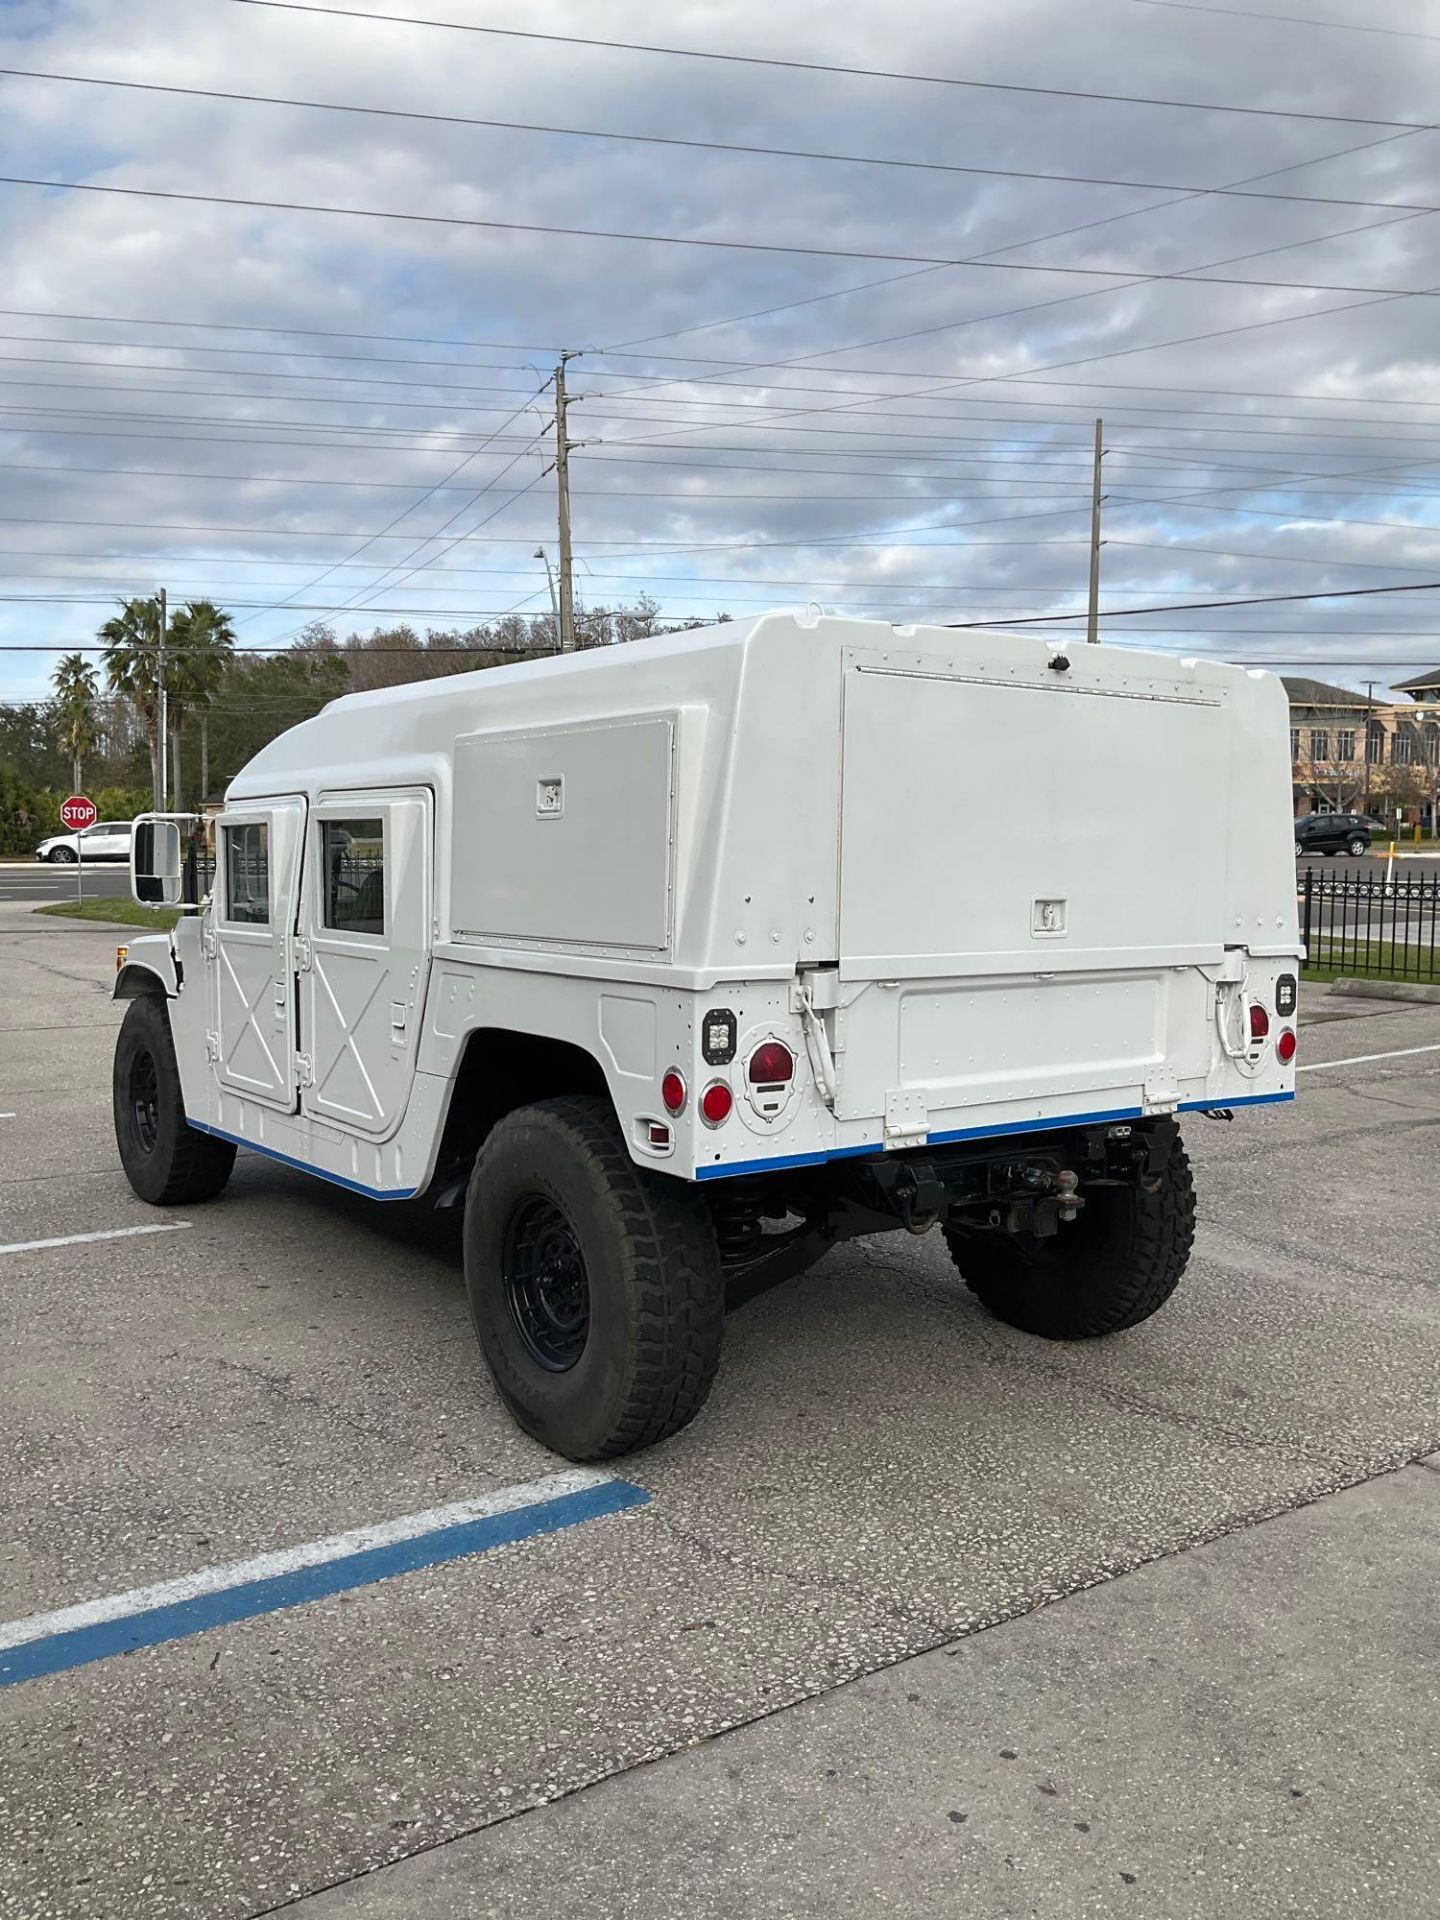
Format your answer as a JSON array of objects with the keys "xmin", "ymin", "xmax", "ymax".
[
  {"xmin": 554, "ymin": 356, "xmax": 578, "ymax": 653},
  {"xmin": 1086, "ymin": 418, "xmax": 1104, "ymax": 645},
  {"xmin": 155, "ymin": 585, "xmax": 168, "ymax": 810}
]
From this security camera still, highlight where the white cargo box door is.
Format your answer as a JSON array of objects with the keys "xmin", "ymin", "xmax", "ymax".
[
  {"xmin": 299, "ymin": 789, "xmax": 432, "ymax": 1139},
  {"xmin": 212, "ymin": 796, "xmax": 307, "ymax": 1111},
  {"xmin": 450, "ymin": 714, "xmax": 676, "ymax": 953},
  {"xmin": 838, "ymin": 653, "xmax": 1229, "ymax": 979}
]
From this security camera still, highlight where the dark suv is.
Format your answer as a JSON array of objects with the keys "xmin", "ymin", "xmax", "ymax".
[{"xmin": 1294, "ymin": 812, "xmax": 1371, "ymax": 857}]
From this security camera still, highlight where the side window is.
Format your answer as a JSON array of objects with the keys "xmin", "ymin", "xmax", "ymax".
[
  {"xmin": 224, "ymin": 822, "xmax": 270, "ymax": 926},
  {"xmin": 322, "ymin": 818, "xmax": 385, "ymax": 936}
]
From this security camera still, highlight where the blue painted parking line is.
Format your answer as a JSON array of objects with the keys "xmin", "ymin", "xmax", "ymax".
[{"xmin": 0, "ymin": 1468, "xmax": 649, "ymax": 1689}]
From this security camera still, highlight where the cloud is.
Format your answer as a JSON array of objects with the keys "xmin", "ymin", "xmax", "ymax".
[{"xmin": 2, "ymin": 0, "xmax": 1440, "ymax": 696}]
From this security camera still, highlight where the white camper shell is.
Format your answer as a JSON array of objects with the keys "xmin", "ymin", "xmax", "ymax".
[{"xmin": 113, "ymin": 613, "xmax": 1300, "ymax": 1459}]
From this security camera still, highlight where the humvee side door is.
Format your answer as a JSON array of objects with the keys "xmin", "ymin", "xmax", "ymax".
[
  {"xmin": 210, "ymin": 797, "xmax": 307, "ymax": 1111},
  {"xmin": 296, "ymin": 789, "xmax": 433, "ymax": 1138}
]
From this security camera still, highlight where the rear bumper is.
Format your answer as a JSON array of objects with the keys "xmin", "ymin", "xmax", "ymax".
[{"xmin": 691, "ymin": 1089, "xmax": 1293, "ymax": 1180}]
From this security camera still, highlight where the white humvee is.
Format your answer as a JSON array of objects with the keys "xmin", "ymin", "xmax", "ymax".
[{"xmin": 113, "ymin": 612, "xmax": 1300, "ymax": 1459}]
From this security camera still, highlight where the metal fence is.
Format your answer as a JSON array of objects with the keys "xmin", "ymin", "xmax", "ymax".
[
  {"xmin": 1299, "ymin": 866, "xmax": 1440, "ymax": 981},
  {"xmin": 183, "ymin": 843, "xmax": 217, "ymax": 906}
]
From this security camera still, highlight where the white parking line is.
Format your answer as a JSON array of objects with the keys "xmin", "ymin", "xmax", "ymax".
[
  {"xmin": 0, "ymin": 1222, "xmax": 192, "ymax": 1256},
  {"xmin": 1298, "ymin": 1043, "xmax": 1440, "ymax": 1073}
]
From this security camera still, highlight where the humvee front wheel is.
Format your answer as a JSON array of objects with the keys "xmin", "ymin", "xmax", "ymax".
[
  {"xmin": 943, "ymin": 1126, "xmax": 1196, "ymax": 1340},
  {"xmin": 464, "ymin": 1096, "xmax": 724, "ymax": 1460},
  {"xmin": 113, "ymin": 995, "xmax": 236, "ymax": 1205}
]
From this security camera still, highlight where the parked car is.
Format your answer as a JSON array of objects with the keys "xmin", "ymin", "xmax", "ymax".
[
  {"xmin": 35, "ymin": 820, "xmax": 134, "ymax": 864},
  {"xmin": 1294, "ymin": 812, "xmax": 1370, "ymax": 857}
]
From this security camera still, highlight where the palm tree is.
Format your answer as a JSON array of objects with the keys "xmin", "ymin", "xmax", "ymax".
[
  {"xmin": 52, "ymin": 653, "xmax": 99, "ymax": 791},
  {"xmin": 169, "ymin": 600, "xmax": 236, "ymax": 804},
  {"xmin": 100, "ymin": 596, "xmax": 167, "ymax": 807}
]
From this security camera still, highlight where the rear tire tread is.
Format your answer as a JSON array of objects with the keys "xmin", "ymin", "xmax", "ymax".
[{"xmin": 944, "ymin": 1135, "xmax": 1196, "ymax": 1340}]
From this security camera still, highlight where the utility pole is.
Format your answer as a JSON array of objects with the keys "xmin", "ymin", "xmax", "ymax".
[
  {"xmin": 155, "ymin": 585, "xmax": 168, "ymax": 812},
  {"xmin": 554, "ymin": 356, "xmax": 578, "ymax": 653},
  {"xmin": 1086, "ymin": 417, "xmax": 1104, "ymax": 645}
]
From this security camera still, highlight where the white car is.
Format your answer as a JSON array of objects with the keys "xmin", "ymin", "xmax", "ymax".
[{"xmin": 35, "ymin": 820, "xmax": 133, "ymax": 863}]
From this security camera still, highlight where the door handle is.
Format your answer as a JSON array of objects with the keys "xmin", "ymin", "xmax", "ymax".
[{"xmin": 274, "ymin": 982, "xmax": 287, "ymax": 1016}]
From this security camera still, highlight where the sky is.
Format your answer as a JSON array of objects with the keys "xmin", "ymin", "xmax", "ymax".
[{"xmin": 3, "ymin": 0, "xmax": 1440, "ymax": 700}]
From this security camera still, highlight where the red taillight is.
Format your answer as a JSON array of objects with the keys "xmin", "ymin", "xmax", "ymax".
[
  {"xmin": 1276, "ymin": 1028, "xmax": 1297, "ymax": 1064},
  {"xmin": 747, "ymin": 1040, "xmax": 795, "ymax": 1086},
  {"xmin": 700, "ymin": 1081, "xmax": 733, "ymax": 1126},
  {"xmin": 1249, "ymin": 1004, "xmax": 1270, "ymax": 1043},
  {"xmin": 661, "ymin": 1068, "xmax": 686, "ymax": 1115}
]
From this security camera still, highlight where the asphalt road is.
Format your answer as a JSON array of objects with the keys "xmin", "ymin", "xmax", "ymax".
[
  {"xmin": 1298, "ymin": 850, "xmax": 1439, "ymax": 883},
  {"xmin": 0, "ymin": 863, "xmax": 130, "ymax": 903},
  {"xmin": 1, "ymin": 905, "xmax": 1438, "ymax": 1919}
]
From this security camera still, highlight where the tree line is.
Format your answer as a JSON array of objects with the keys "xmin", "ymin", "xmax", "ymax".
[{"xmin": 0, "ymin": 594, "xmax": 725, "ymax": 854}]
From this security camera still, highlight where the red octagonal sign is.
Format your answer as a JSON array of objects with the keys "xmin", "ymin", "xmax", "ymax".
[{"xmin": 60, "ymin": 794, "xmax": 97, "ymax": 832}]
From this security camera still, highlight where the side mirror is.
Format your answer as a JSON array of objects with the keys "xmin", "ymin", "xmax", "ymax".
[{"xmin": 132, "ymin": 818, "xmax": 184, "ymax": 908}]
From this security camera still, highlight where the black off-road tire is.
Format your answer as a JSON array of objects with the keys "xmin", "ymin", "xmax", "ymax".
[
  {"xmin": 464, "ymin": 1096, "xmax": 725, "ymax": 1461},
  {"xmin": 943, "ymin": 1126, "xmax": 1196, "ymax": 1340},
  {"xmin": 113, "ymin": 994, "xmax": 236, "ymax": 1205}
]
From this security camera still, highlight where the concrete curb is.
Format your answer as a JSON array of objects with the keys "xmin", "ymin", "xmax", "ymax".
[{"xmin": 1329, "ymin": 976, "xmax": 1440, "ymax": 1006}]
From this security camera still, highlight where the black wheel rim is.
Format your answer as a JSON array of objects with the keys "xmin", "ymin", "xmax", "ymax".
[
  {"xmin": 502, "ymin": 1195, "xmax": 590, "ymax": 1372},
  {"xmin": 129, "ymin": 1047, "xmax": 161, "ymax": 1154}
]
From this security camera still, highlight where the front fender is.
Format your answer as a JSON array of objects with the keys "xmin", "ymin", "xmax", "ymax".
[{"xmin": 113, "ymin": 932, "xmax": 179, "ymax": 1000}]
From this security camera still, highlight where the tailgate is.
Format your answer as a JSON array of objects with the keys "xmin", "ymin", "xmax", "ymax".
[{"xmin": 833, "ymin": 646, "xmax": 1227, "ymax": 1126}]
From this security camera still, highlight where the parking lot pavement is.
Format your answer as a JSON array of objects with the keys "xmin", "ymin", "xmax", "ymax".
[
  {"xmin": 292, "ymin": 1457, "xmax": 1440, "ymax": 1920},
  {"xmin": 2, "ymin": 913, "xmax": 1438, "ymax": 1920}
]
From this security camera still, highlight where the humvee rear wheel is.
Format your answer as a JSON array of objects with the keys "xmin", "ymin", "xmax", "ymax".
[
  {"xmin": 943, "ymin": 1127, "xmax": 1196, "ymax": 1340},
  {"xmin": 113, "ymin": 995, "xmax": 236, "ymax": 1205},
  {"xmin": 464, "ymin": 1096, "xmax": 725, "ymax": 1461}
]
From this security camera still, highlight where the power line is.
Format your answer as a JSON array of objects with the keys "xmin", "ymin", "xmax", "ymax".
[
  {"xmin": 0, "ymin": 348, "xmax": 554, "ymax": 399},
  {"xmin": 1128, "ymin": 0, "xmax": 1440, "ymax": 42},
  {"xmin": 595, "ymin": 210, "xmax": 1440, "ymax": 457},
  {"xmin": 1108, "ymin": 493, "xmax": 1440, "ymax": 533},
  {"xmin": 226, "ymin": 0, "xmax": 1433, "ymax": 131},
  {"xmin": 1111, "ymin": 538, "xmax": 1440, "ymax": 573},
  {"xmin": 955, "ymin": 577, "xmax": 1440, "ymax": 626},
  {"xmin": 0, "ymin": 370, "xmax": 556, "ymax": 416},
  {"xmin": 8, "ymin": 64, "xmax": 1438, "ymax": 217},
  {"xmin": 602, "ymin": 119, "xmax": 1427, "ymax": 368},
  {"xmin": 10, "ymin": 173, "xmax": 1440, "ymax": 299},
  {"xmin": 16, "ymin": 420, "xmax": 1440, "ymax": 500},
  {"xmin": 1002, "ymin": 373, "xmax": 1440, "ymax": 417},
  {"xmin": 7, "ymin": 302, "xmax": 1440, "ymax": 411},
  {"xmin": 31, "ymin": 366, "xmax": 1440, "ymax": 455},
  {"xmin": 0, "ymin": 305, "xmax": 558, "ymax": 358},
  {"xmin": 31, "ymin": 376, "xmax": 1440, "ymax": 461},
  {"xmin": 234, "ymin": 389, "xmax": 551, "ymax": 626}
]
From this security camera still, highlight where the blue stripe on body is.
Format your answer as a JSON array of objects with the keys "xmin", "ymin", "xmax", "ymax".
[
  {"xmin": 188, "ymin": 1119, "xmax": 419, "ymax": 1200},
  {"xmin": 695, "ymin": 1090, "xmax": 1294, "ymax": 1180},
  {"xmin": 0, "ymin": 1480, "xmax": 649, "ymax": 1689}
]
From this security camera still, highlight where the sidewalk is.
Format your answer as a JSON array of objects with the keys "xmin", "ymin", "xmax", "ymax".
[{"xmin": 295, "ymin": 1460, "xmax": 1440, "ymax": 1920}]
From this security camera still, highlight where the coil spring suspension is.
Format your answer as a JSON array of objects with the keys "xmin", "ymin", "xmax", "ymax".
[{"xmin": 711, "ymin": 1180, "xmax": 764, "ymax": 1266}]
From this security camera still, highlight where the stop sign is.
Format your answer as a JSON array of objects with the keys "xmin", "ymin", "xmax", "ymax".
[{"xmin": 60, "ymin": 794, "xmax": 97, "ymax": 832}]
